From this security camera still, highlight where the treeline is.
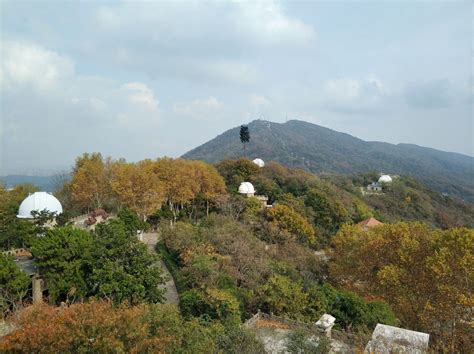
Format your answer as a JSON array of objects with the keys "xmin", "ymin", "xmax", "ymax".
[
  {"xmin": 61, "ymin": 153, "xmax": 226, "ymax": 222},
  {"xmin": 61, "ymin": 155, "xmax": 376, "ymax": 242}
]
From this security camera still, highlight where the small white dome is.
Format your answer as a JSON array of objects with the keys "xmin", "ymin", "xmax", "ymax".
[
  {"xmin": 17, "ymin": 192, "xmax": 63, "ymax": 219},
  {"xmin": 238, "ymin": 182, "xmax": 255, "ymax": 194},
  {"xmin": 378, "ymin": 175, "xmax": 393, "ymax": 183},
  {"xmin": 252, "ymin": 158, "xmax": 265, "ymax": 168}
]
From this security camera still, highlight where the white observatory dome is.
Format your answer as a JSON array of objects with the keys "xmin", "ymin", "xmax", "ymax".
[
  {"xmin": 252, "ymin": 158, "xmax": 265, "ymax": 168},
  {"xmin": 378, "ymin": 175, "xmax": 393, "ymax": 183},
  {"xmin": 17, "ymin": 192, "xmax": 63, "ymax": 219},
  {"xmin": 238, "ymin": 182, "xmax": 255, "ymax": 195}
]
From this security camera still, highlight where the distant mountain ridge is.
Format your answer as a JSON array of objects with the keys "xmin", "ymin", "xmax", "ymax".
[
  {"xmin": 0, "ymin": 175, "xmax": 59, "ymax": 192},
  {"xmin": 183, "ymin": 120, "xmax": 474, "ymax": 203}
]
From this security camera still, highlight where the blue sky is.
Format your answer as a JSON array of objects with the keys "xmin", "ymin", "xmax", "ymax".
[{"xmin": 1, "ymin": 0, "xmax": 472, "ymax": 174}]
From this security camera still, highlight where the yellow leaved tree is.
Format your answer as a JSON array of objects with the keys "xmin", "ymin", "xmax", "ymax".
[
  {"xmin": 69, "ymin": 153, "xmax": 111, "ymax": 210},
  {"xmin": 110, "ymin": 159, "xmax": 165, "ymax": 220},
  {"xmin": 329, "ymin": 222, "xmax": 473, "ymax": 351}
]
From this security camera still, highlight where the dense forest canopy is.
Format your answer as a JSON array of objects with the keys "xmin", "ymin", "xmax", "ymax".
[{"xmin": 1, "ymin": 154, "xmax": 472, "ymax": 352}]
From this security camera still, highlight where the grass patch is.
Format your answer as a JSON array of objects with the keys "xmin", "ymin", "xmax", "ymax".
[{"xmin": 155, "ymin": 241, "xmax": 186, "ymax": 293}]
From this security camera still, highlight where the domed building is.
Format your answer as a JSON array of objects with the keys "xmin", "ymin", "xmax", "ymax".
[
  {"xmin": 17, "ymin": 192, "xmax": 63, "ymax": 219},
  {"xmin": 378, "ymin": 175, "xmax": 393, "ymax": 183},
  {"xmin": 252, "ymin": 158, "xmax": 265, "ymax": 168},
  {"xmin": 238, "ymin": 182, "xmax": 255, "ymax": 197}
]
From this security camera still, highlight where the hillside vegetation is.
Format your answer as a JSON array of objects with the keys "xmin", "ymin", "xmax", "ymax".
[
  {"xmin": 326, "ymin": 172, "xmax": 474, "ymax": 229},
  {"xmin": 0, "ymin": 154, "xmax": 472, "ymax": 352},
  {"xmin": 183, "ymin": 120, "xmax": 474, "ymax": 203}
]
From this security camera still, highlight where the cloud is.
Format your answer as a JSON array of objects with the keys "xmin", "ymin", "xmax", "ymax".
[
  {"xmin": 173, "ymin": 96, "xmax": 223, "ymax": 121},
  {"xmin": 0, "ymin": 41, "xmax": 163, "ymax": 172},
  {"xmin": 403, "ymin": 79, "xmax": 453, "ymax": 109},
  {"xmin": 233, "ymin": 1, "xmax": 316, "ymax": 45},
  {"xmin": 249, "ymin": 94, "xmax": 270, "ymax": 107},
  {"xmin": 83, "ymin": 0, "xmax": 314, "ymax": 84},
  {"xmin": 0, "ymin": 41, "xmax": 74, "ymax": 91},
  {"xmin": 121, "ymin": 82, "xmax": 159, "ymax": 112},
  {"xmin": 320, "ymin": 76, "xmax": 386, "ymax": 114}
]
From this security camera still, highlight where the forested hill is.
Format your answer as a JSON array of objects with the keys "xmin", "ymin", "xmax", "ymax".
[
  {"xmin": 0, "ymin": 175, "xmax": 58, "ymax": 192},
  {"xmin": 183, "ymin": 120, "xmax": 474, "ymax": 203}
]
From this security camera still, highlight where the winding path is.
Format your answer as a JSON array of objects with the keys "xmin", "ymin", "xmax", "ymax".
[{"xmin": 141, "ymin": 232, "xmax": 179, "ymax": 305}]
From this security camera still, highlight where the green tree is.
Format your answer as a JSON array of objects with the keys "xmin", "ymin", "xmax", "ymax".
[
  {"xmin": 117, "ymin": 208, "xmax": 147, "ymax": 235},
  {"xmin": 305, "ymin": 187, "xmax": 350, "ymax": 235},
  {"xmin": 216, "ymin": 159, "xmax": 260, "ymax": 192},
  {"xmin": 90, "ymin": 220, "xmax": 165, "ymax": 304},
  {"xmin": 0, "ymin": 254, "xmax": 30, "ymax": 318},
  {"xmin": 181, "ymin": 288, "xmax": 241, "ymax": 324},
  {"xmin": 31, "ymin": 222, "xmax": 165, "ymax": 305},
  {"xmin": 0, "ymin": 185, "xmax": 38, "ymax": 250},
  {"xmin": 265, "ymin": 204, "xmax": 316, "ymax": 245},
  {"xmin": 256, "ymin": 275, "xmax": 308, "ymax": 318},
  {"xmin": 31, "ymin": 227, "xmax": 94, "ymax": 303},
  {"xmin": 30, "ymin": 209, "xmax": 58, "ymax": 235},
  {"xmin": 217, "ymin": 325, "xmax": 266, "ymax": 354},
  {"xmin": 286, "ymin": 329, "xmax": 330, "ymax": 354},
  {"xmin": 239, "ymin": 125, "xmax": 250, "ymax": 153}
]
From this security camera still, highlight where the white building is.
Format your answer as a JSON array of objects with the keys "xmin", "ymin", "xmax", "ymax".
[
  {"xmin": 252, "ymin": 158, "xmax": 265, "ymax": 168},
  {"xmin": 17, "ymin": 192, "xmax": 63, "ymax": 219},
  {"xmin": 238, "ymin": 182, "xmax": 255, "ymax": 197},
  {"xmin": 367, "ymin": 182, "xmax": 382, "ymax": 192},
  {"xmin": 378, "ymin": 174, "xmax": 393, "ymax": 183}
]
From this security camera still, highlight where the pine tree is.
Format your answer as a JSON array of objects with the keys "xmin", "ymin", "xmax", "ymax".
[{"xmin": 239, "ymin": 125, "xmax": 250, "ymax": 154}]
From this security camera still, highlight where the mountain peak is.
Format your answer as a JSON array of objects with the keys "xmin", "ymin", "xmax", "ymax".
[{"xmin": 183, "ymin": 119, "xmax": 474, "ymax": 202}]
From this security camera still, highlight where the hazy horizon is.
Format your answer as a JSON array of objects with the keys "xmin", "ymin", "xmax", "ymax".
[{"xmin": 1, "ymin": 1, "xmax": 473, "ymax": 174}]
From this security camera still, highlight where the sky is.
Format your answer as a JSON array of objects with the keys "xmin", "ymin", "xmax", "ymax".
[{"xmin": 1, "ymin": 0, "xmax": 473, "ymax": 175}]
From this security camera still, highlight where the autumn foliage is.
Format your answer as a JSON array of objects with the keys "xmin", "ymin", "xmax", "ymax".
[
  {"xmin": 265, "ymin": 204, "xmax": 316, "ymax": 245},
  {"xmin": 0, "ymin": 301, "xmax": 211, "ymax": 353},
  {"xmin": 1, "ymin": 300, "xmax": 264, "ymax": 354},
  {"xmin": 66, "ymin": 154, "xmax": 226, "ymax": 221},
  {"xmin": 330, "ymin": 222, "xmax": 474, "ymax": 351}
]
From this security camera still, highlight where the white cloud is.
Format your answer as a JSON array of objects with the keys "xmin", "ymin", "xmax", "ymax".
[
  {"xmin": 249, "ymin": 94, "xmax": 270, "ymax": 107},
  {"xmin": 0, "ymin": 41, "xmax": 163, "ymax": 172},
  {"xmin": 0, "ymin": 41, "xmax": 74, "ymax": 91},
  {"xmin": 320, "ymin": 76, "xmax": 386, "ymax": 113},
  {"xmin": 82, "ymin": 0, "xmax": 314, "ymax": 85},
  {"xmin": 234, "ymin": 1, "xmax": 316, "ymax": 45},
  {"xmin": 121, "ymin": 82, "xmax": 159, "ymax": 111},
  {"xmin": 173, "ymin": 96, "xmax": 223, "ymax": 121}
]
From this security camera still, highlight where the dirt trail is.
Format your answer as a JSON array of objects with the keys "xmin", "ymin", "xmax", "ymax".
[{"xmin": 141, "ymin": 232, "xmax": 179, "ymax": 305}]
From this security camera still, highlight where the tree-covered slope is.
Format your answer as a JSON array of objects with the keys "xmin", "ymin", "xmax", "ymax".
[{"xmin": 183, "ymin": 120, "xmax": 474, "ymax": 202}]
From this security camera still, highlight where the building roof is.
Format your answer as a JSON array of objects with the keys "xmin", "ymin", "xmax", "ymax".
[
  {"xmin": 358, "ymin": 217, "xmax": 382, "ymax": 227},
  {"xmin": 252, "ymin": 158, "xmax": 265, "ymax": 168},
  {"xmin": 378, "ymin": 175, "xmax": 393, "ymax": 183},
  {"xmin": 17, "ymin": 192, "xmax": 63, "ymax": 219},
  {"xmin": 238, "ymin": 182, "xmax": 255, "ymax": 194},
  {"xmin": 14, "ymin": 256, "xmax": 38, "ymax": 276}
]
